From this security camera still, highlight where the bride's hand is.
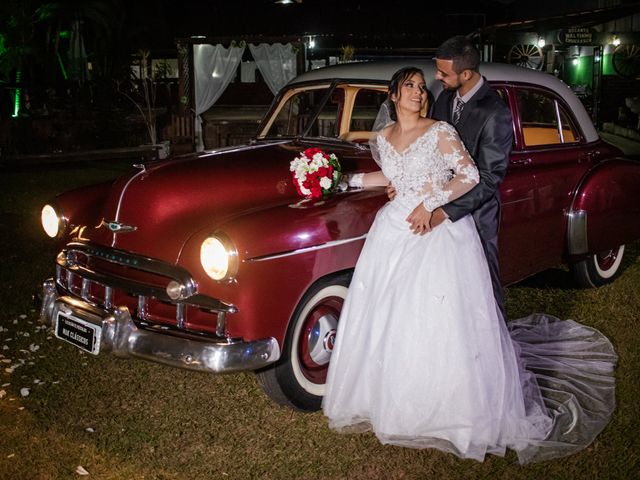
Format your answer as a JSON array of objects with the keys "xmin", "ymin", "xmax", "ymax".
[
  {"xmin": 386, "ymin": 182, "xmax": 396, "ymax": 201},
  {"xmin": 406, "ymin": 204, "xmax": 432, "ymax": 235}
]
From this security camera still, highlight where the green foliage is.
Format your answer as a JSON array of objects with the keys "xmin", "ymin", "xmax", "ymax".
[
  {"xmin": 33, "ymin": 2, "xmax": 59, "ymax": 23},
  {"xmin": 230, "ymin": 39, "xmax": 247, "ymax": 50}
]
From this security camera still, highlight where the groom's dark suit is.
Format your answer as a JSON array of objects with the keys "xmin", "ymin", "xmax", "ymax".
[{"xmin": 432, "ymin": 79, "xmax": 513, "ymax": 318}]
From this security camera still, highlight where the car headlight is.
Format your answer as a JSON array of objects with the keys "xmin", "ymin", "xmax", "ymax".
[
  {"xmin": 200, "ymin": 233, "xmax": 238, "ymax": 281},
  {"xmin": 41, "ymin": 204, "xmax": 65, "ymax": 238}
]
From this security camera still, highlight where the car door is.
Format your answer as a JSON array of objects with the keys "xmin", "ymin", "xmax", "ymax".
[
  {"xmin": 493, "ymin": 85, "xmax": 538, "ymax": 285},
  {"xmin": 500, "ymin": 85, "xmax": 594, "ymax": 282}
]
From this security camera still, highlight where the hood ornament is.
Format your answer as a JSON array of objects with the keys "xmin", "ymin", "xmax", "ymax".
[{"xmin": 100, "ymin": 219, "xmax": 138, "ymax": 233}]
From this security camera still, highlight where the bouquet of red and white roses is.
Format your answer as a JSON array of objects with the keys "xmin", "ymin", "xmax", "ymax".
[{"xmin": 290, "ymin": 147, "xmax": 342, "ymax": 199}]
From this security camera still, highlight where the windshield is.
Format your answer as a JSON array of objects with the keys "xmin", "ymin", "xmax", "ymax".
[
  {"xmin": 261, "ymin": 86, "xmax": 334, "ymax": 138},
  {"xmin": 258, "ymin": 82, "xmax": 388, "ymax": 142}
]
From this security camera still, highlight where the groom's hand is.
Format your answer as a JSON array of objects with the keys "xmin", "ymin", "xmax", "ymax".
[
  {"xmin": 386, "ymin": 182, "xmax": 396, "ymax": 201},
  {"xmin": 429, "ymin": 208, "xmax": 449, "ymax": 229},
  {"xmin": 406, "ymin": 204, "xmax": 432, "ymax": 235}
]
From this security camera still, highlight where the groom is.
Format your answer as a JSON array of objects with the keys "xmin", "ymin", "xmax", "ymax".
[{"xmin": 430, "ymin": 35, "xmax": 513, "ymax": 320}]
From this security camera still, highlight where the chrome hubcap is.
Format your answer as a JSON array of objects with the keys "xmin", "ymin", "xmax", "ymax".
[{"xmin": 307, "ymin": 313, "xmax": 338, "ymax": 366}]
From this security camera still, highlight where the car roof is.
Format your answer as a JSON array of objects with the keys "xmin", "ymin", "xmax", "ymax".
[{"xmin": 290, "ymin": 60, "xmax": 598, "ymax": 143}]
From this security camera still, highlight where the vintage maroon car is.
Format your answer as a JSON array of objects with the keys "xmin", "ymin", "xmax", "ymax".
[{"xmin": 40, "ymin": 61, "xmax": 640, "ymax": 411}]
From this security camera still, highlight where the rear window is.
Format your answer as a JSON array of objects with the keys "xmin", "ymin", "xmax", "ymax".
[{"xmin": 516, "ymin": 89, "xmax": 578, "ymax": 146}]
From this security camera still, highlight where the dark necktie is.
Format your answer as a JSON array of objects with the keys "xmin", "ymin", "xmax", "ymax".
[{"xmin": 453, "ymin": 98, "xmax": 465, "ymax": 124}]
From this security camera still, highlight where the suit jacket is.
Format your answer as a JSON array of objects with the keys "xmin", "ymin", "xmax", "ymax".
[{"xmin": 431, "ymin": 79, "xmax": 513, "ymax": 241}]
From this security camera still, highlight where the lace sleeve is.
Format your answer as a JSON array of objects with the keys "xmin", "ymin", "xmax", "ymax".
[{"xmin": 423, "ymin": 123, "xmax": 479, "ymax": 212}]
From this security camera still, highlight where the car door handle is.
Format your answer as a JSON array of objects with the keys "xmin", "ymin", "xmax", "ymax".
[
  {"xmin": 580, "ymin": 150, "xmax": 600, "ymax": 162},
  {"xmin": 510, "ymin": 158, "xmax": 532, "ymax": 165}
]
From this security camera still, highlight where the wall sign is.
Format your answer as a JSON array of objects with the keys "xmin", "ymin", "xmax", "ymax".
[{"xmin": 559, "ymin": 27, "xmax": 595, "ymax": 45}]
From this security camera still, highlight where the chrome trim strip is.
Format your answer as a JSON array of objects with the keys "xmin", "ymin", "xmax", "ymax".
[
  {"xmin": 554, "ymin": 100, "xmax": 564, "ymax": 143},
  {"xmin": 138, "ymin": 296, "xmax": 147, "ymax": 321},
  {"xmin": 246, "ymin": 233, "xmax": 368, "ymax": 262},
  {"xmin": 176, "ymin": 303, "xmax": 186, "ymax": 329},
  {"xmin": 40, "ymin": 289, "xmax": 280, "ymax": 374},
  {"xmin": 112, "ymin": 168, "xmax": 147, "ymax": 246},
  {"xmin": 104, "ymin": 286, "xmax": 113, "ymax": 309},
  {"xmin": 201, "ymin": 139, "xmax": 290, "ymax": 157},
  {"xmin": 216, "ymin": 311, "xmax": 226, "ymax": 337},
  {"xmin": 567, "ymin": 210, "xmax": 588, "ymax": 255},
  {"xmin": 81, "ymin": 278, "xmax": 90, "ymax": 300}
]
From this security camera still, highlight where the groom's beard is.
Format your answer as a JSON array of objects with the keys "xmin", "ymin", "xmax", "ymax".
[{"xmin": 440, "ymin": 80, "xmax": 462, "ymax": 92}]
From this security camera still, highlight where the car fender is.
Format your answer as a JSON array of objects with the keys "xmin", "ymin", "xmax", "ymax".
[
  {"xmin": 568, "ymin": 158, "xmax": 640, "ymax": 257},
  {"xmin": 51, "ymin": 181, "xmax": 114, "ymax": 243},
  {"xmin": 177, "ymin": 188, "xmax": 386, "ymax": 344}
]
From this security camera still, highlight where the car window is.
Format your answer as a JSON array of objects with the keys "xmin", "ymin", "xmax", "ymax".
[
  {"xmin": 516, "ymin": 89, "xmax": 578, "ymax": 146},
  {"xmin": 350, "ymin": 89, "xmax": 388, "ymax": 132},
  {"xmin": 306, "ymin": 88, "xmax": 345, "ymax": 137},
  {"xmin": 264, "ymin": 86, "xmax": 331, "ymax": 137}
]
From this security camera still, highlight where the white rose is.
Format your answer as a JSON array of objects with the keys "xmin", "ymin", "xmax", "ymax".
[{"xmin": 319, "ymin": 177, "xmax": 332, "ymax": 189}]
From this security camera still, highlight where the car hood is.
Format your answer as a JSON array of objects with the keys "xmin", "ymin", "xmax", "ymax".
[
  {"xmin": 78, "ymin": 140, "xmax": 368, "ymax": 265},
  {"xmin": 80, "ymin": 141, "xmax": 306, "ymax": 263}
]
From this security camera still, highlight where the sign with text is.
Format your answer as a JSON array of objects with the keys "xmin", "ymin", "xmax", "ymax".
[{"xmin": 559, "ymin": 28, "xmax": 595, "ymax": 45}]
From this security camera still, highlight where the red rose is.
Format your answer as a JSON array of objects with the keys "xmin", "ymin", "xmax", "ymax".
[{"xmin": 304, "ymin": 148, "xmax": 322, "ymax": 158}]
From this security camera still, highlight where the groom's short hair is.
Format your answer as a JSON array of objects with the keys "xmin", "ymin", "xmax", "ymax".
[{"xmin": 436, "ymin": 35, "xmax": 480, "ymax": 73}]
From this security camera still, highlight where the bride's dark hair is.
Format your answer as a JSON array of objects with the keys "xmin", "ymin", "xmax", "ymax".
[{"xmin": 388, "ymin": 66, "xmax": 426, "ymax": 121}]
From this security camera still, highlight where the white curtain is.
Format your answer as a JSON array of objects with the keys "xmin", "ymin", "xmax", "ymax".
[
  {"xmin": 69, "ymin": 19, "xmax": 89, "ymax": 82},
  {"xmin": 193, "ymin": 43, "xmax": 245, "ymax": 150},
  {"xmin": 248, "ymin": 43, "xmax": 297, "ymax": 95}
]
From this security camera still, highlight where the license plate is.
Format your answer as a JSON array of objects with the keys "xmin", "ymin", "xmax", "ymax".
[{"xmin": 55, "ymin": 312, "xmax": 101, "ymax": 355}]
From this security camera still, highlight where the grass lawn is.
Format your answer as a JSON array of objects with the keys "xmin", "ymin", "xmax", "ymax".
[{"xmin": 0, "ymin": 160, "xmax": 638, "ymax": 479}]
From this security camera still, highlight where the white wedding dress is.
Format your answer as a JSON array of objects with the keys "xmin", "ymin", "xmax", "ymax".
[{"xmin": 323, "ymin": 121, "xmax": 617, "ymax": 464}]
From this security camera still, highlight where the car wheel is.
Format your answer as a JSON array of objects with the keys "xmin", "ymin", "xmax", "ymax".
[
  {"xmin": 256, "ymin": 272, "xmax": 351, "ymax": 411},
  {"xmin": 570, "ymin": 245, "xmax": 625, "ymax": 287}
]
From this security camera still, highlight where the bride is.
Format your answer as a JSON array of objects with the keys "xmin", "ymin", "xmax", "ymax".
[{"xmin": 323, "ymin": 67, "xmax": 617, "ymax": 464}]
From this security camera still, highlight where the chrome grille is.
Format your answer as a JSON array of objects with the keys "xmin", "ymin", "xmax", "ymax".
[{"xmin": 54, "ymin": 241, "xmax": 236, "ymax": 335}]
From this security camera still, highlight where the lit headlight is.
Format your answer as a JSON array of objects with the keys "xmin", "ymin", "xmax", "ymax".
[
  {"xmin": 200, "ymin": 233, "xmax": 238, "ymax": 281},
  {"xmin": 41, "ymin": 204, "xmax": 64, "ymax": 238}
]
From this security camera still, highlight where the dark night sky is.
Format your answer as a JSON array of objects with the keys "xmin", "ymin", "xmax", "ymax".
[
  {"xmin": 115, "ymin": 0, "xmax": 635, "ymax": 51},
  {"xmin": 130, "ymin": 0, "xmax": 521, "ymax": 49}
]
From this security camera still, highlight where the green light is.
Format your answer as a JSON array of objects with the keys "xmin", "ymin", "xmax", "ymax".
[
  {"xmin": 57, "ymin": 51, "xmax": 68, "ymax": 80},
  {"xmin": 602, "ymin": 53, "xmax": 615, "ymax": 75},
  {"xmin": 11, "ymin": 70, "xmax": 21, "ymax": 118}
]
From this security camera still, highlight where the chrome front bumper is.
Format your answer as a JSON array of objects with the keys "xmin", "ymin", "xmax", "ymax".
[{"xmin": 40, "ymin": 279, "xmax": 281, "ymax": 373}]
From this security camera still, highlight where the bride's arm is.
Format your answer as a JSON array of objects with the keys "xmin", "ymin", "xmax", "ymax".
[
  {"xmin": 422, "ymin": 124, "xmax": 479, "ymax": 212},
  {"xmin": 346, "ymin": 170, "xmax": 389, "ymax": 188}
]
